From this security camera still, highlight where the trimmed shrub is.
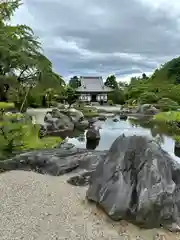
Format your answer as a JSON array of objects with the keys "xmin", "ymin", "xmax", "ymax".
[
  {"xmin": 0, "ymin": 113, "xmax": 62, "ymax": 159},
  {"xmin": 138, "ymin": 92, "xmax": 159, "ymax": 104},
  {"xmin": 157, "ymin": 98, "xmax": 179, "ymax": 111},
  {"xmin": 107, "ymin": 100, "xmax": 113, "ymax": 106}
]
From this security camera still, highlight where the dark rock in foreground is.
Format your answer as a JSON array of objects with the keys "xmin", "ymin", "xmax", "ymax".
[
  {"xmin": 86, "ymin": 135, "xmax": 180, "ymax": 231},
  {"xmin": 0, "ymin": 143, "xmax": 106, "ymax": 176}
]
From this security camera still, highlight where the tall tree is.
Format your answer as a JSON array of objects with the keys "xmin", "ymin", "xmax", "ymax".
[
  {"xmin": 0, "ymin": 0, "xmax": 65, "ymax": 106},
  {"xmin": 65, "ymin": 86, "xmax": 77, "ymax": 107},
  {"xmin": 69, "ymin": 76, "xmax": 81, "ymax": 89},
  {"xmin": 104, "ymin": 75, "xmax": 118, "ymax": 89},
  {"xmin": 142, "ymin": 73, "xmax": 148, "ymax": 80}
]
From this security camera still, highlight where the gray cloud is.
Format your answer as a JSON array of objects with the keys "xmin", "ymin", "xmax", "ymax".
[{"xmin": 13, "ymin": 0, "xmax": 180, "ymax": 80}]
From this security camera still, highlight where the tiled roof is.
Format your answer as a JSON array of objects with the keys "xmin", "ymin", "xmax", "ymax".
[{"xmin": 76, "ymin": 76, "xmax": 113, "ymax": 92}]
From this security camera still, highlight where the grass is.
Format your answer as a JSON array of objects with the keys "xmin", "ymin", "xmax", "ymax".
[
  {"xmin": 18, "ymin": 124, "xmax": 62, "ymax": 150},
  {"xmin": 153, "ymin": 111, "xmax": 180, "ymax": 122},
  {"xmin": 0, "ymin": 116, "xmax": 62, "ymax": 158},
  {"xmin": 0, "ymin": 102, "xmax": 15, "ymax": 110},
  {"xmin": 22, "ymin": 135, "xmax": 61, "ymax": 150}
]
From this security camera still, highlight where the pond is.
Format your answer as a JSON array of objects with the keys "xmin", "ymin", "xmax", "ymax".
[{"xmin": 67, "ymin": 117, "xmax": 180, "ymax": 160}]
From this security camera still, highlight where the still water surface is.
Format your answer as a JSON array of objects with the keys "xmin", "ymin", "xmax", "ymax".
[{"xmin": 67, "ymin": 117, "xmax": 180, "ymax": 162}]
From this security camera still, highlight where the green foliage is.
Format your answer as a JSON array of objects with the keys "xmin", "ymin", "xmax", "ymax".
[
  {"xmin": 74, "ymin": 105, "xmax": 98, "ymax": 117},
  {"xmin": 65, "ymin": 86, "xmax": 77, "ymax": 107},
  {"xmin": 108, "ymin": 89, "xmax": 125, "ymax": 105},
  {"xmin": 0, "ymin": 0, "xmax": 21, "ymax": 21},
  {"xmin": 125, "ymin": 57, "xmax": 180, "ymax": 105},
  {"xmin": 69, "ymin": 76, "xmax": 81, "ymax": 89},
  {"xmin": 83, "ymin": 110, "xmax": 98, "ymax": 118},
  {"xmin": 157, "ymin": 98, "xmax": 179, "ymax": 111},
  {"xmin": 26, "ymin": 92, "xmax": 42, "ymax": 108},
  {"xmin": 105, "ymin": 75, "xmax": 118, "ymax": 89},
  {"xmin": 107, "ymin": 99, "xmax": 113, "ymax": 106},
  {"xmin": 126, "ymin": 99, "xmax": 137, "ymax": 106},
  {"xmin": 0, "ymin": 113, "xmax": 61, "ymax": 158},
  {"xmin": 0, "ymin": 0, "xmax": 65, "ymax": 107},
  {"xmin": 138, "ymin": 92, "xmax": 159, "ymax": 104},
  {"xmin": 154, "ymin": 111, "xmax": 180, "ymax": 122},
  {"xmin": 167, "ymin": 57, "xmax": 180, "ymax": 79},
  {"xmin": 174, "ymin": 135, "xmax": 180, "ymax": 143},
  {"xmin": 0, "ymin": 1, "xmax": 65, "ymax": 158}
]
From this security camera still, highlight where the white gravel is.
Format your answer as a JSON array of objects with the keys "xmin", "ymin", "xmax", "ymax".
[{"xmin": 0, "ymin": 171, "xmax": 179, "ymax": 240}]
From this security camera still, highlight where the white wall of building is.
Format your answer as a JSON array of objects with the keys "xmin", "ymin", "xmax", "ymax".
[{"xmin": 79, "ymin": 93, "xmax": 108, "ymax": 102}]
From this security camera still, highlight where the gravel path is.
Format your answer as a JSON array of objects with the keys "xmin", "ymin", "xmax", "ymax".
[{"xmin": 0, "ymin": 171, "xmax": 179, "ymax": 240}]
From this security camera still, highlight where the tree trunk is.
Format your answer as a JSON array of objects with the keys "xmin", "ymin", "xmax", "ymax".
[{"xmin": 20, "ymin": 86, "xmax": 30, "ymax": 113}]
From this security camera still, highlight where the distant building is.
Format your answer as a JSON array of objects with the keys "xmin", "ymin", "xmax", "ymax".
[{"xmin": 75, "ymin": 76, "xmax": 113, "ymax": 102}]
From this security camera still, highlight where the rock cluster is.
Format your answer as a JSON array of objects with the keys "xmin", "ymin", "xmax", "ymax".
[{"xmin": 41, "ymin": 108, "xmax": 89, "ymax": 136}]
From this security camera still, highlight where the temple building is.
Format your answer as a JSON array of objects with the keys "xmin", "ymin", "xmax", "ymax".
[{"xmin": 75, "ymin": 76, "xmax": 113, "ymax": 102}]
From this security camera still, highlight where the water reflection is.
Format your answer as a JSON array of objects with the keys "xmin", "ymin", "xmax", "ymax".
[
  {"xmin": 66, "ymin": 117, "xmax": 180, "ymax": 159},
  {"xmin": 77, "ymin": 134, "xmax": 86, "ymax": 143}
]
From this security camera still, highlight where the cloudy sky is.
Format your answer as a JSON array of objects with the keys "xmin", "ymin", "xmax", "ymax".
[{"xmin": 11, "ymin": 0, "xmax": 180, "ymax": 82}]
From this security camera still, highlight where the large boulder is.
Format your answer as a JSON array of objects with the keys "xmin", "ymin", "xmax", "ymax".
[
  {"xmin": 67, "ymin": 108, "xmax": 84, "ymax": 123},
  {"xmin": 86, "ymin": 135, "xmax": 180, "ymax": 231},
  {"xmin": 57, "ymin": 108, "xmax": 84, "ymax": 123},
  {"xmin": 56, "ymin": 108, "xmax": 89, "ymax": 130},
  {"xmin": 137, "ymin": 104, "xmax": 159, "ymax": 115},
  {"xmin": 75, "ymin": 120, "xmax": 89, "ymax": 131},
  {"xmin": 45, "ymin": 109, "xmax": 74, "ymax": 131}
]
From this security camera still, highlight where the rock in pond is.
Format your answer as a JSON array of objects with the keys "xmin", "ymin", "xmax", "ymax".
[
  {"xmin": 175, "ymin": 141, "xmax": 180, "ymax": 149},
  {"xmin": 75, "ymin": 120, "xmax": 89, "ymax": 131},
  {"xmin": 112, "ymin": 118, "xmax": 119, "ymax": 122},
  {"xmin": 44, "ymin": 108, "xmax": 89, "ymax": 133},
  {"xmin": 59, "ymin": 108, "xmax": 84, "ymax": 123},
  {"xmin": 86, "ymin": 134, "xmax": 180, "ymax": 231},
  {"xmin": 119, "ymin": 114, "xmax": 128, "ymax": 120},
  {"xmin": 98, "ymin": 116, "xmax": 107, "ymax": 121},
  {"xmin": 86, "ymin": 125, "xmax": 100, "ymax": 140},
  {"xmin": 174, "ymin": 142, "xmax": 180, "ymax": 158},
  {"xmin": 44, "ymin": 109, "xmax": 74, "ymax": 132}
]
